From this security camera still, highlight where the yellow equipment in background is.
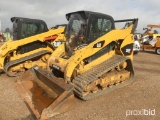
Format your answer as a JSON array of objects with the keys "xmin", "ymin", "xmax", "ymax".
[
  {"xmin": 142, "ymin": 24, "xmax": 160, "ymax": 54},
  {"xmin": 16, "ymin": 11, "xmax": 138, "ymax": 119},
  {"xmin": 0, "ymin": 17, "xmax": 66, "ymax": 76}
]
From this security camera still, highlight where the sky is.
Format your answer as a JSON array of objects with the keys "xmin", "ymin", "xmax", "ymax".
[{"xmin": 0, "ymin": 0, "xmax": 160, "ymax": 33}]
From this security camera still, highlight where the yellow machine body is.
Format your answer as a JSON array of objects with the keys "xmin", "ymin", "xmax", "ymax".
[
  {"xmin": 16, "ymin": 11, "xmax": 138, "ymax": 119},
  {"xmin": 142, "ymin": 24, "xmax": 160, "ymax": 54},
  {"xmin": 0, "ymin": 27, "xmax": 65, "ymax": 76}
]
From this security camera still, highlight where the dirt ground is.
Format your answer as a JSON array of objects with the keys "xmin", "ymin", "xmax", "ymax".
[{"xmin": 0, "ymin": 50, "xmax": 159, "ymax": 120}]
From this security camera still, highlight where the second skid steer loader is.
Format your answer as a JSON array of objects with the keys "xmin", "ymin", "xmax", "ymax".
[
  {"xmin": 16, "ymin": 11, "xmax": 138, "ymax": 119},
  {"xmin": 0, "ymin": 17, "xmax": 66, "ymax": 76}
]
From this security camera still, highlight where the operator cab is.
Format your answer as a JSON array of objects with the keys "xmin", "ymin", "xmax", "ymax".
[
  {"xmin": 65, "ymin": 11, "xmax": 115, "ymax": 54},
  {"xmin": 11, "ymin": 17, "xmax": 48, "ymax": 40}
]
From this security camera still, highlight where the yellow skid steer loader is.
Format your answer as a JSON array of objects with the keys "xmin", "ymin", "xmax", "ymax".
[
  {"xmin": 16, "ymin": 11, "xmax": 138, "ymax": 119},
  {"xmin": 0, "ymin": 17, "xmax": 66, "ymax": 76}
]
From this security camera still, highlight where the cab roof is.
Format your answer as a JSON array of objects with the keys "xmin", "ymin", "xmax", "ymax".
[{"xmin": 66, "ymin": 10, "xmax": 114, "ymax": 21}]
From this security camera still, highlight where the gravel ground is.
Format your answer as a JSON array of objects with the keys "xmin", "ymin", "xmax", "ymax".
[
  {"xmin": 0, "ymin": 74, "xmax": 34, "ymax": 120},
  {"xmin": 0, "ymin": 50, "xmax": 159, "ymax": 120}
]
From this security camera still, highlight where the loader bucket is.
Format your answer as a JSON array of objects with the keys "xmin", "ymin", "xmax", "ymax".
[{"xmin": 15, "ymin": 66, "xmax": 75, "ymax": 120}]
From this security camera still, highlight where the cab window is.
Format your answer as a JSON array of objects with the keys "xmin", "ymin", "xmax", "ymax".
[
  {"xmin": 21, "ymin": 22, "xmax": 45, "ymax": 39},
  {"xmin": 88, "ymin": 16, "xmax": 112, "ymax": 42}
]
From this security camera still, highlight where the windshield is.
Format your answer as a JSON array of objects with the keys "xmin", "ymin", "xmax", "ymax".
[
  {"xmin": 65, "ymin": 13, "xmax": 86, "ymax": 54},
  {"xmin": 20, "ymin": 22, "xmax": 46, "ymax": 39}
]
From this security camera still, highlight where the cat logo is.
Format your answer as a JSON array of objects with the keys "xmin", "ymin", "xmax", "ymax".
[
  {"xmin": 52, "ymin": 64, "xmax": 60, "ymax": 70},
  {"xmin": 97, "ymin": 43, "xmax": 102, "ymax": 47},
  {"xmin": 93, "ymin": 41, "xmax": 105, "ymax": 48},
  {"xmin": 126, "ymin": 49, "xmax": 131, "ymax": 53}
]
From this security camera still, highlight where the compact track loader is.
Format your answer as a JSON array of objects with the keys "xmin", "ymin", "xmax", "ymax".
[
  {"xmin": 0, "ymin": 17, "xmax": 66, "ymax": 76},
  {"xmin": 16, "ymin": 11, "xmax": 138, "ymax": 119}
]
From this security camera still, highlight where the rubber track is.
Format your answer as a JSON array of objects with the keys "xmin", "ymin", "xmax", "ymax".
[
  {"xmin": 72, "ymin": 55, "xmax": 134, "ymax": 100},
  {"xmin": 4, "ymin": 50, "xmax": 51, "ymax": 77}
]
